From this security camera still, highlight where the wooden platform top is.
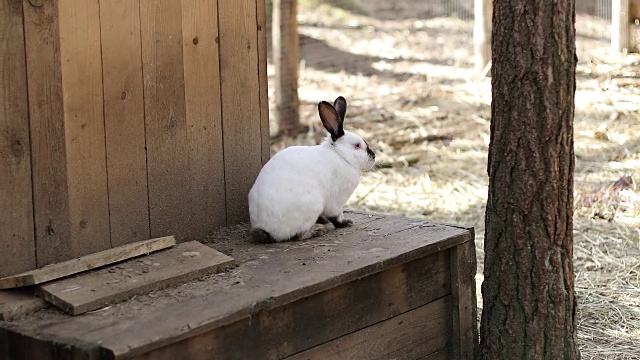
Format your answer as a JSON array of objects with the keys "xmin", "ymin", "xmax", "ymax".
[{"xmin": 0, "ymin": 212, "xmax": 473, "ymax": 359}]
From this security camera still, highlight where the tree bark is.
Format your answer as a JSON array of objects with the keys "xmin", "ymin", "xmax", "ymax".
[{"xmin": 480, "ymin": 0, "xmax": 580, "ymax": 359}]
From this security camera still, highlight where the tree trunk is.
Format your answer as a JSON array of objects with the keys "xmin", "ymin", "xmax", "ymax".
[{"xmin": 480, "ymin": 0, "xmax": 580, "ymax": 359}]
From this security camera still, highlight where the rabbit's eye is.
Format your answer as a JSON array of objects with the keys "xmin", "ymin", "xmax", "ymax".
[{"xmin": 354, "ymin": 143, "xmax": 361, "ymax": 149}]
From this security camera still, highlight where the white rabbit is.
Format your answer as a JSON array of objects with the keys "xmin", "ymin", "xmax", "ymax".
[{"xmin": 248, "ymin": 96, "xmax": 376, "ymax": 243}]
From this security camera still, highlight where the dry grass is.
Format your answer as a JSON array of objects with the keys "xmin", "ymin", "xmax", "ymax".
[{"xmin": 267, "ymin": 2, "xmax": 640, "ymax": 358}]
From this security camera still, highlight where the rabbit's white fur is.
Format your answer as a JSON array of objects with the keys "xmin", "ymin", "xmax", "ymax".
[{"xmin": 248, "ymin": 97, "xmax": 375, "ymax": 242}]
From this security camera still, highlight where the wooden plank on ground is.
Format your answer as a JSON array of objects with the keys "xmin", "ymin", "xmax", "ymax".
[
  {"xmin": 36, "ymin": 241, "xmax": 234, "ymax": 315},
  {"xmin": 99, "ymin": 0, "xmax": 150, "ymax": 246},
  {"xmin": 450, "ymin": 237, "xmax": 480, "ymax": 360},
  {"xmin": 58, "ymin": 0, "xmax": 111, "ymax": 256},
  {"xmin": 0, "ymin": 0, "xmax": 36, "ymax": 277},
  {"xmin": 0, "ymin": 289, "xmax": 48, "ymax": 321},
  {"xmin": 140, "ymin": 0, "xmax": 192, "ymax": 241},
  {"xmin": 23, "ymin": 0, "xmax": 73, "ymax": 267},
  {"xmin": 257, "ymin": 0, "xmax": 271, "ymax": 164},
  {"xmin": 218, "ymin": 0, "xmax": 264, "ymax": 224},
  {"xmin": 286, "ymin": 296, "xmax": 452, "ymax": 360},
  {"xmin": 181, "ymin": 0, "xmax": 227, "ymax": 233},
  {"xmin": 0, "ymin": 237, "xmax": 176, "ymax": 290}
]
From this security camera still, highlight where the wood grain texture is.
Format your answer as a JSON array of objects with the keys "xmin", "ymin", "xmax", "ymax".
[
  {"xmin": 0, "ymin": 0, "xmax": 36, "ymax": 277},
  {"xmin": 612, "ymin": 0, "xmax": 630, "ymax": 52},
  {"xmin": 36, "ymin": 241, "xmax": 233, "ymax": 315},
  {"xmin": 0, "ymin": 289, "xmax": 48, "ymax": 321},
  {"xmin": 423, "ymin": 347, "xmax": 452, "ymax": 360},
  {"xmin": 218, "ymin": 0, "xmax": 263, "ymax": 223},
  {"xmin": 140, "ymin": 0, "xmax": 191, "ymax": 240},
  {"xmin": 7, "ymin": 213, "xmax": 471, "ymax": 359},
  {"xmin": 23, "ymin": 0, "xmax": 73, "ymax": 267},
  {"xmin": 473, "ymin": 0, "xmax": 492, "ymax": 76},
  {"xmin": 451, "ymin": 238, "xmax": 479, "ymax": 360},
  {"xmin": 181, "ymin": 0, "xmax": 227, "ymax": 233},
  {"xmin": 257, "ymin": 0, "xmax": 271, "ymax": 164},
  {"xmin": 286, "ymin": 296, "xmax": 452, "ymax": 360},
  {"xmin": 132, "ymin": 252, "xmax": 451, "ymax": 360},
  {"xmin": 0, "ymin": 325, "xmax": 104, "ymax": 360},
  {"xmin": 272, "ymin": 0, "xmax": 301, "ymax": 133},
  {"xmin": 0, "ymin": 236, "xmax": 176, "ymax": 290},
  {"xmin": 99, "ymin": 0, "xmax": 150, "ymax": 246},
  {"xmin": 58, "ymin": 0, "xmax": 111, "ymax": 256}
]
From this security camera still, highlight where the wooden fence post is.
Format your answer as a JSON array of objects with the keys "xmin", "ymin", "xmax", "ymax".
[
  {"xmin": 272, "ymin": 0, "xmax": 301, "ymax": 135},
  {"xmin": 474, "ymin": 0, "xmax": 492, "ymax": 77},
  {"xmin": 612, "ymin": 0, "xmax": 630, "ymax": 53}
]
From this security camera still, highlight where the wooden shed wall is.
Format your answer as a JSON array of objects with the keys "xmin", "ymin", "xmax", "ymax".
[{"xmin": 0, "ymin": 0, "xmax": 269, "ymax": 277}]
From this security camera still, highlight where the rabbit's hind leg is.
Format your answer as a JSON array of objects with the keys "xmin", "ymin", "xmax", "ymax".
[
  {"xmin": 326, "ymin": 213, "xmax": 353, "ymax": 228},
  {"xmin": 296, "ymin": 224, "xmax": 328, "ymax": 240}
]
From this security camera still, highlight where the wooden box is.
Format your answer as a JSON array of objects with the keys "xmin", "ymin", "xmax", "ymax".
[
  {"xmin": 0, "ymin": 212, "xmax": 479, "ymax": 359},
  {"xmin": 0, "ymin": 0, "xmax": 269, "ymax": 277}
]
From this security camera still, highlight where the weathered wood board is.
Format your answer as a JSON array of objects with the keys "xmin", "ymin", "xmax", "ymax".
[
  {"xmin": 3, "ymin": 0, "xmax": 269, "ymax": 278},
  {"xmin": 0, "ymin": 289, "xmax": 48, "ymax": 321},
  {"xmin": 0, "ymin": 0, "xmax": 36, "ymax": 277},
  {"xmin": 99, "ymin": 0, "xmax": 150, "ymax": 246},
  {"xmin": 286, "ymin": 296, "xmax": 452, "ymax": 360},
  {"xmin": 0, "ymin": 212, "xmax": 476, "ymax": 360},
  {"xmin": 181, "ymin": 0, "xmax": 227, "ymax": 232},
  {"xmin": 23, "ymin": 0, "xmax": 73, "ymax": 268},
  {"xmin": 58, "ymin": 0, "xmax": 112, "ymax": 258},
  {"xmin": 131, "ymin": 248, "xmax": 451, "ymax": 359},
  {"xmin": 257, "ymin": 0, "xmax": 271, "ymax": 165},
  {"xmin": 36, "ymin": 241, "xmax": 234, "ymax": 315},
  {"xmin": 218, "ymin": 0, "xmax": 264, "ymax": 223},
  {"xmin": 140, "ymin": 0, "xmax": 191, "ymax": 241},
  {"xmin": 0, "ymin": 237, "xmax": 176, "ymax": 290},
  {"xmin": 451, "ymin": 236, "xmax": 480, "ymax": 360}
]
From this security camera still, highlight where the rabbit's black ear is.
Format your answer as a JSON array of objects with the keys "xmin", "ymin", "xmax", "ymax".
[
  {"xmin": 333, "ymin": 96, "xmax": 347, "ymax": 123},
  {"xmin": 318, "ymin": 101, "xmax": 345, "ymax": 141}
]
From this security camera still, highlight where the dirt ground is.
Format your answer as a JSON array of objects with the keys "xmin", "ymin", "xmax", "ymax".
[{"xmin": 266, "ymin": 1, "xmax": 640, "ymax": 358}]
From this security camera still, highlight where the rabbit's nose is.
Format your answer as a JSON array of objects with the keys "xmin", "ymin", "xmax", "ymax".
[{"xmin": 367, "ymin": 147, "xmax": 375, "ymax": 159}]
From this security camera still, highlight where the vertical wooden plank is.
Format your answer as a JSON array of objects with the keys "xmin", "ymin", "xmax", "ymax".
[
  {"xmin": 0, "ymin": 0, "xmax": 36, "ymax": 277},
  {"xmin": 450, "ymin": 239, "xmax": 479, "ymax": 360},
  {"xmin": 181, "ymin": 0, "xmax": 227, "ymax": 233},
  {"xmin": 100, "ymin": 0, "xmax": 150, "ymax": 246},
  {"xmin": 23, "ymin": 0, "xmax": 73, "ymax": 266},
  {"xmin": 140, "ymin": 0, "xmax": 192, "ymax": 239},
  {"xmin": 256, "ymin": 0, "xmax": 271, "ymax": 165},
  {"xmin": 612, "ymin": 0, "xmax": 630, "ymax": 53},
  {"xmin": 218, "ymin": 0, "xmax": 264, "ymax": 223},
  {"xmin": 272, "ymin": 0, "xmax": 301, "ymax": 134},
  {"xmin": 57, "ymin": 0, "xmax": 111, "ymax": 255},
  {"xmin": 473, "ymin": 0, "xmax": 492, "ymax": 77}
]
